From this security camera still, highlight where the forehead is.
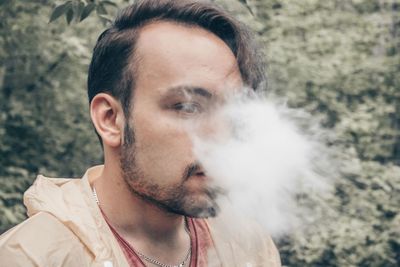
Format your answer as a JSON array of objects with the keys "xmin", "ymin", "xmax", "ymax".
[{"xmin": 133, "ymin": 20, "xmax": 242, "ymax": 96}]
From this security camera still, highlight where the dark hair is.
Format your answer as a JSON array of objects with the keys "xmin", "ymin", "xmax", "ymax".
[{"xmin": 88, "ymin": 0, "xmax": 266, "ymax": 117}]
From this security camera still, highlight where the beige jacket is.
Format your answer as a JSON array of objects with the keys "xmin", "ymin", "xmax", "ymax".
[{"xmin": 0, "ymin": 166, "xmax": 281, "ymax": 267}]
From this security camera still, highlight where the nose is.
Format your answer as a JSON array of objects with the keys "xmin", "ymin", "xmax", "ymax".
[{"xmin": 194, "ymin": 109, "xmax": 230, "ymax": 143}]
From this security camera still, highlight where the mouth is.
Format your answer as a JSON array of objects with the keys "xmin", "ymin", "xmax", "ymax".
[
  {"xmin": 190, "ymin": 169, "xmax": 209, "ymax": 182},
  {"xmin": 195, "ymin": 170, "xmax": 205, "ymax": 176},
  {"xmin": 184, "ymin": 163, "xmax": 209, "ymax": 181}
]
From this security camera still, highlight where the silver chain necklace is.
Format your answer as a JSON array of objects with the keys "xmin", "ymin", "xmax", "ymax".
[
  {"xmin": 92, "ymin": 186, "xmax": 191, "ymax": 267},
  {"xmin": 136, "ymin": 247, "xmax": 191, "ymax": 267}
]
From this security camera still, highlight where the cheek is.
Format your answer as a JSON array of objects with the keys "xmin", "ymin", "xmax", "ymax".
[{"xmin": 130, "ymin": 111, "xmax": 195, "ymax": 182}]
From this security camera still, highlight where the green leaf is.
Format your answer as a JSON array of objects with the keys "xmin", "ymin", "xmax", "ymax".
[
  {"xmin": 97, "ymin": 14, "xmax": 113, "ymax": 24},
  {"xmin": 238, "ymin": 0, "xmax": 254, "ymax": 16},
  {"xmin": 101, "ymin": 1, "xmax": 118, "ymax": 7},
  {"xmin": 49, "ymin": 2, "xmax": 72, "ymax": 23},
  {"xmin": 75, "ymin": 1, "xmax": 85, "ymax": 17},
  {"xmin": 80, "ymin": 3, "xmax": 96, "ymax": 22},
  {"xmin": 96, "ymin": 3, "xmax": 108, "ymax": 15},
  {"xmin": 0, "ymin": 0, "xmax": 12, "ymax": 6},
  {"xmin": 66, "ymin": 8, "xmax": 74, "ymax": 25}
]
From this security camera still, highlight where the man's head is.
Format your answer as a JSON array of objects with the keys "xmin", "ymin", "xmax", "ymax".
[
  {"xmin": 89, "ymin": 0, "xmax": 265, "ymax": 218},
  {"xmin": 88, "ymin": 0, "xmax": 265, "ymax": 116}
]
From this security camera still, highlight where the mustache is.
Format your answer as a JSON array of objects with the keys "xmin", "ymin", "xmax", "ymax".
[
  {"xmin": 182, "ymin": 162, "xmax": 204, "ymax": 181},
  {"xmin": 182, "ymin": 162, "xmax": 228, "ymax": 201}
]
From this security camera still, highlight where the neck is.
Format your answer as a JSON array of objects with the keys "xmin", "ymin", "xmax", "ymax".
[{"xmin": 91, "ymin": 161, "xmax": 190, "ymax": 256}]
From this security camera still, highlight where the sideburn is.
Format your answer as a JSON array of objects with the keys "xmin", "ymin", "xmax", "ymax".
[{"xmin": 123, "ymin": 121, "xmax": 135, "ymax": 146}]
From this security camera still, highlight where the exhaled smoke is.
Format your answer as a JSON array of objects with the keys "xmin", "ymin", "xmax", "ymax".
[{"xmin": 190, "ymin": 91, "xmax": 335, "ymax": 237}]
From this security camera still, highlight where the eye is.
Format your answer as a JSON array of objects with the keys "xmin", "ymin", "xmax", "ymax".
[{"xmin": 172, "ymin": 102, "xmax": 202, "ymax": 114}]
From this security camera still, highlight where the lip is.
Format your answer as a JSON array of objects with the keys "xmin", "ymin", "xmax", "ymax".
[
  {"xmin": 190, "ymin": 173, "xmax": 210, "ymax": 182},
  {"xmin": 184, "ymin": 164, "xmax": 209, "ymax": 181}
]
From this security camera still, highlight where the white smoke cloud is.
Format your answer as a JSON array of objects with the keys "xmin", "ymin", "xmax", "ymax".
[{"xmin": 190, "ymin": 92, "xmax": 334, "ymax": 237}]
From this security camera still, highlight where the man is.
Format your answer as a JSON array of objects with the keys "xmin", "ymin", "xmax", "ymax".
[{"xmin": 0, "ymin": 0, "xmax": 281, "ymax": 266}]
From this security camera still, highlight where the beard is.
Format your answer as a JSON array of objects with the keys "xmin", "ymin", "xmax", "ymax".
[{"xmin": 120, "ymin": 122, "xmax": 221, "ymax": 218}]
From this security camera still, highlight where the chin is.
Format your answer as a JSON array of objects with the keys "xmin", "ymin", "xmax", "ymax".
[
  {"xmin": 191, "ymin": 207, "xmax": 219, "ymax": 218},
  {"xmin": 181, "ymin": 195, "xmax": 220, "ymax": 218}
]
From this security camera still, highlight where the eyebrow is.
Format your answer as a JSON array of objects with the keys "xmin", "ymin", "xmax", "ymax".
[{"xmin": 163, "ymin": 85, "xmax": 213, "ymax": 99}]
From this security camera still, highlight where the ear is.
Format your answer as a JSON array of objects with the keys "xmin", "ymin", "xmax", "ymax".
[{"xmin": 90, "ymin": 93, "xmax": 125, "ymax": 147}]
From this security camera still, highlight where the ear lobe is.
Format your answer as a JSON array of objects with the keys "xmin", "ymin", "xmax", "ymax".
[{"xmin": 90, "ymin": 93, "xmax": 124, "ymax": 147}]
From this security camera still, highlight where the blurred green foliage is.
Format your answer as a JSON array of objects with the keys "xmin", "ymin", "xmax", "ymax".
[
  {"xmin": 0, "ymin": 0, "xmax": 103, "ymax": 231},
  {"xmin": 1, "ymin": 0, "xmax": 399, "ymax": 266},
  {"xmin": 247, "ymin": 1, "xmax": 400, "ymax": 266}
]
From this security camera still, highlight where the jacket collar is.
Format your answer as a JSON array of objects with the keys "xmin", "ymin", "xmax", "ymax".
[{"xmin": 24, "ymin": 165, "xmax": 129, "ymax": 266}]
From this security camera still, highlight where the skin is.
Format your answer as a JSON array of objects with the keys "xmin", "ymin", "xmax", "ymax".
[{"xmin": 90, "ymin": 21, "xmax": 242, "ymax": 265}]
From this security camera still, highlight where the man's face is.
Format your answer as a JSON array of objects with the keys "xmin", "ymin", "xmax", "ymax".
[{"xmin": 121, "ymin": 21, "xmax": 243, "ymax": 218}]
